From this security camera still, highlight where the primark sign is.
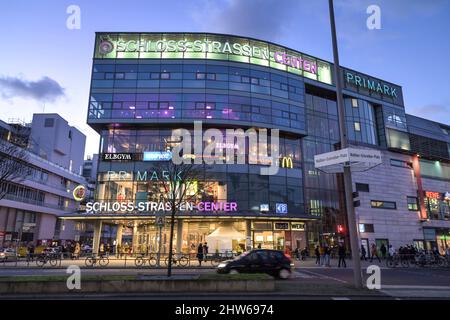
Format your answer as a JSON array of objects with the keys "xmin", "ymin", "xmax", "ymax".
[{"xmin": 344, "ymin": 70, "xmax": 401, "ymax": 100}]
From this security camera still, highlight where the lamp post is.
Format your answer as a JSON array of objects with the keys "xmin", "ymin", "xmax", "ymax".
[{"xmin": 328, "ymin": 0, "xmax": 363, "ymax": 288}]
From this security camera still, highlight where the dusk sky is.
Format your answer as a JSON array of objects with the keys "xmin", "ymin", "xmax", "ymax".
[{"xmin": 0, "ymin": 0, "xmax": 449, "ymax": 157}]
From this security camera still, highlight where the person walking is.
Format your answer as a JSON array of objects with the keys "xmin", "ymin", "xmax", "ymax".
[
  {"xmin": 338, "ymin": 243, "xmax": 346, "ymax": 268},
  {"xmin": 197, "ymin": 243, "xmax": 204, "ymax": 266},
  {"xmin": 319, "ymin": 245, "xmax": 325, "ymax": 266},
  {"xmin": 380, "ymin": 243, "xmax": 387, "ymax": 260},
  {"xmin": 324, "ymin": 244, "xmax": 331, "ymax": 267},
  {"xmin": 370, "ymin": 243, "xmax": 381, "ymax": 263},
  {"xmin": 360, "ymin": 244, "xmax": 367, "ymax": 261},
  {"xmin": 203, "ymin": 242, "xmax": 209, "ymax": 262},
  {"xmin": 314, "ymin": 245, "xmax": 320, "ymax": 265}
]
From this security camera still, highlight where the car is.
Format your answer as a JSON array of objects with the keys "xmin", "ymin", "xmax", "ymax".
[
  {"xmin": 216, "ymin": 249, "xmax": 294, "ymax": 279},
  {"xmin": 0, "ymin": 248, "xmax": 17, "ymax": 260}
]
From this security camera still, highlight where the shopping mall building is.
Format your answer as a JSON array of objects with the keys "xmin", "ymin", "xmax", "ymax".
[{"xmin": 62, "ymin": 32, "xmax": 450, "ymax": 255}]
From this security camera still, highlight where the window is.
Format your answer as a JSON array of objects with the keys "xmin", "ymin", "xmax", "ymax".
[
  {"xmin": 390, "ymin": 159, "xmax": 412, "ymax": 168},
  {"xmin": 68, "ymin": 130, "xmax": 72, "ymax": 139},
  {"xmin": 160, "ymin": 72, "xmax": 170, "ymax": 79},
  {"xmin": 371, "ymin": 200, "xmax": 397, "ymax": 209},
  {"xmin": 351, "ymin": 98, "xmax": 358, "ymax": 107},
  {"xmin": 356, "ymin": 183, "xmax": 369, "ymax": 192},
  {"xmin": 206, "ymin": 73, "xmax": 216, "ymax": 80},
  {"xmin": 359, "ymin": 223, "xmax": 374, "ymax": 233},
  {"xmin": 407, "ymin": 196, "xmax": 419, "ymax": 211},
  {"xmin": 196, "ymin": 72, "xmax": 205, "ymax": 80},
  {"xmin": 354, "ymin": 122, "xmax": 361, "ymax": 131},
  {"xmin": 44, "ymin": 118, "xmax": 54, "ymax": 127}
]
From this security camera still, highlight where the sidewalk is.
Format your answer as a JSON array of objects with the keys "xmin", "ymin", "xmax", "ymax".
[{"xmin": 292, "ymin": 257, "xmax": 387, "ymax": 269}]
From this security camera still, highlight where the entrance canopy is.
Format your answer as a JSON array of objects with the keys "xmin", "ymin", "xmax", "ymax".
[{"xmin": 205, "ymin": 225, "xmax": 246, "ymax": 253}]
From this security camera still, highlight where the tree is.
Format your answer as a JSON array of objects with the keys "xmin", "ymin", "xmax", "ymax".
[
  {"xmin": 153, "ymin": 159, "xmax": 209, "ymax": 277},
  {"xmin": 0, "ymin": 140, "xmax": 31, "ymax": 200}
]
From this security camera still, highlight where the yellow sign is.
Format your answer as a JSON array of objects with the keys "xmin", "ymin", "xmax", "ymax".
[
  {"xmin": 281, "ymin": 157, "xmax": 293, "ymax": 169},
  {"xmin": 73, "ymin": 185, "xmax": 86, "ymax": 201}
]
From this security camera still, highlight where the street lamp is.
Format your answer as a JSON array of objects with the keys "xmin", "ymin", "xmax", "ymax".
[{"xmin": 328, "ymin": 0, "xmax": 363, "ymax": 288}]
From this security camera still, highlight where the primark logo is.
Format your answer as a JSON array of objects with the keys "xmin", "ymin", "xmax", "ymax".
[{"xmin": 345, "ymin": 71, "xmax": 398, "ymax": 98}]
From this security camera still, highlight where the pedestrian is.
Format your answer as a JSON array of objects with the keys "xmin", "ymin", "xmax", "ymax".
[
  {"xmin": 99, "ymin": 243, "xmax": 105, "ymax": 256},
  {"xmin": 324, "ymin": 245, "xmax": 331, "ymax": 267},
  {"xmin": 360, "ymin": 245, "xmax": 367, "ymax": 261},
  {"xmin": 203, "ymin": 242, "xmax": 209, "ymax": 261},
  {"xmin": 370, "ymin": 243, "xmax": 381, "ymax": 263},
  {"xmin": 314, "ymin": 245, "xmax": 320, "ymax": 265},
  {"xmin": 380, "ymin": 243, "xmax": 387, "ymax": 260},
  {"xmin": 319, "ymin": 245, "xmax": 325, "ymax": 266},
  {"xmin": 293, "ymin": 247, "xmax": 299, "ymax": 260},
  {"xmin": 338, "ymin": 243, "xmax": 346, "ymax": 268},
  {"xmin": 257, "ymin": 243, "xmax": 262, "ymax": 249},
  {"xmin": 197, "ymin": 243, "xmax": 204, "ymax": 266},
  {"xmin": 74, "ymin": 242, "xmax": 81, "ymax": 259},
  {"xmin": 106, "ymin": 243, "xmax": 111, "ymax": 256},
  {"xmin": 388, "ymin": 245, "xmax": 395, "ymax": 258}
]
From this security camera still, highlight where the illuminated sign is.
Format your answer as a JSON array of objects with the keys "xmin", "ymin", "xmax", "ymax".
[
  {"xmin": 276, "ymin": 203, "xmax": 288, "ymax": 214},
  {"xmin": 425, "ymin": 191, "xmax": 441, "ymax": 199},
  {"xmin": 102, "ymin": 153, "xmax": 135, "ymax": 161},
  {"xmin": 85, "ymin": 201, "xmax": 237, "ymax": 213},
  {"xmin": 260, "ymin": 204, "xmax": 269, "ymax": 212},
  {"xmin": 291, "ymin": 223, "xmax": 305, "ymax": 231},
  {"xmin": 106, "ymin": 170, "xmax": 182, "ymax": 181},
  {"xmin": 280, "ymin": 156, "xmax": 293, "ymax": 169},
  {"xmin": 274, "ymin": 222, "xmax": 290, "ymax": 230},
  {"xmin": 344, "ymin": 71, "xmax": 398, "ymax": 98},
  {"xmin": 143, "ymin": 151, "xmax": 172, "ymax": 161},
  {"xmin": 73, "ymin": 185, "xmax": 86, "ymax": 202},
  {"xmin": 95, "ymin": 33, "xmax": 332, "ymax": 84},
  {"xmin": 274, "ymin": 52, "xmax": 316, "ymax": 74}
]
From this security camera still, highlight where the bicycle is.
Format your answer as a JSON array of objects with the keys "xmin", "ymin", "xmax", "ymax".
[
  {"xmin": 36, "ymin": 253, "xmax": 59, "ymax": 267},
  {"xmin": 85, "ymin": 254, "xmax": 110, "ymax": 267},
  {"xmin": 135, "ymin": 254, "xmax": 157, "ymax": 267},
  {"xmin": 163, "ymin": 254, "xmax": 189, "ymax": 267}
]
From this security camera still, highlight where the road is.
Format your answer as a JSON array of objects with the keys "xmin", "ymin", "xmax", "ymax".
[{"xmin": 1, "ymin": 258, "xmax": 450, "ymax": 299}]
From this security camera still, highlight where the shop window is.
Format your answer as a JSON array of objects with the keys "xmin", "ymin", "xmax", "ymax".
[
  {"xmin": 371, "ymin": 200, "xmax": 396, "ymax": 210},
  {"xmin": 356, "ymin": 183, "xmax": 369, "ymax": 192},
  {"xmin": 407, "ymin": 196, "xmax": 419, "ymax": 211},
  {"xmin": 359, "ymin": 223, "xmax": 374, "ymax": 233}
]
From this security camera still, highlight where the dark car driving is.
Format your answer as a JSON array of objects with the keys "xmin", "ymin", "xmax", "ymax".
[{"xmin": 216, "ymin": 249, "xmax": 294, "ymax": 279}]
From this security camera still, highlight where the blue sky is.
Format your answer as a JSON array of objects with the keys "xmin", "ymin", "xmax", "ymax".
[{"xmin": 0, "ymin": 0, "xmax": 449, "ymax": 157}]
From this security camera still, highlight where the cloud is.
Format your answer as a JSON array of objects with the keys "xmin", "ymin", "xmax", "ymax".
[
  {"xmin": 0, "ymin": 75, "xmax": 65, "ymax": 102},
  {"xmin": 192, "ymin": 0, "xmax": 303, "ymax": 41}
]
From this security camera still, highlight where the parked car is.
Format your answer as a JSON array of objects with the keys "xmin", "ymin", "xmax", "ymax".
[
  {"xmin": 0, "ymin": 248, "xmax": 17, "ymax": 260},
  {"xmin": 216, "ymin": 249, "xmax": 294, "ymax": 279}
]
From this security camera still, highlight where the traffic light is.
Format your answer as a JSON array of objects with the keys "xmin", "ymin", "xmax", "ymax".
[
  {"xmin": 337, "ymin": 224, "xmax": 344, "ymax": 234},
  {"xmin": 352, "ymin": 191, "xmax": 360, "ymax": 208}
]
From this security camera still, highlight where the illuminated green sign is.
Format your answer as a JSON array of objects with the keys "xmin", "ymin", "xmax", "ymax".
[
  {"xmin": 344, "ymin": 71, "xmax": 398, "ymax": 98},
  {"xmin": 95, "ymin": 33, "xmax": 332, "ymax": 85}
]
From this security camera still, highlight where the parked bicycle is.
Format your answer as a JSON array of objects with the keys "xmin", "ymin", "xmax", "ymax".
[
  {"xmin": 135, "ymin": 254, "xmax": 158, "ymax": 267},
  {"xmin": 36, "ymin": 253, "xmax": 59, "ymax": 267},
  {"xmin": 85, "ymin": 254, "xmax": 110, "ymax": 267},
  {"xmin": 163, "ymin": 254, "xmax": 189, "ymax": 267}
]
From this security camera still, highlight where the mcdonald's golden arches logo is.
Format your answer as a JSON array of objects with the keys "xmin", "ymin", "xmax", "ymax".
[{"xmin": 280, "ymin": 156, "xmax": 293, "ymax": 169}]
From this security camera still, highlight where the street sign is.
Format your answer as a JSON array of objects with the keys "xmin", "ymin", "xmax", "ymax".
[
  {"xmin": 276, "ymin": 203, "xmax": 288, "ymax": 214},
  {"xmin": 155, "ymin": 215, "xmax": 165, "ymax": 227},
  {"xmin": 314, "ymin": 147, "xmax": 382, "ymax": 173}
]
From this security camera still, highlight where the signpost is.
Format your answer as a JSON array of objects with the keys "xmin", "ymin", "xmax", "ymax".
[
  {"xmin": 314, "ymin": 147, "xmax": 382, "ymax": 173},
  {"xmin": 155, "ymin": 214, "xmax": 166, "ymax": 267}
]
